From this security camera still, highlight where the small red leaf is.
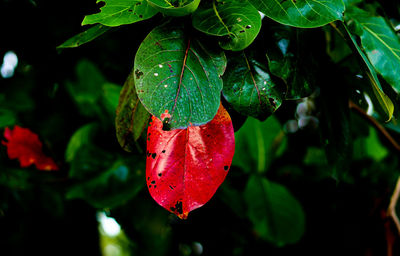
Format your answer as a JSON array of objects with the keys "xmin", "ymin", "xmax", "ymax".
[
  {"xmin": 2, "ymin": 126, "xmax": 59, "ymax": 171},
  {"xmin": 146, "ymin": 104, "xmax": 235, "ymax": 219}
]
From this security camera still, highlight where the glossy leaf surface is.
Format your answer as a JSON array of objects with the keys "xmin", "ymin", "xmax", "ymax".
[
  {"xmin": 116, "ymin": 71, "xmax": 151, "ymax": 152},
  {"xmin": 57, "ymin": 24, "xmax": 111, "ymax": 49},
  {"xmin": 147, "ymin": 0, "xmax": 200, "ymax": 16},
  {"xmin": 2, "ymin": 126, "xmax": 58, "ymax": 171},
  {"xmin": 346, "ymin": 7, "xmax": 400, "ymax": 92},
  {"xmin": 192, "ymin": 0, "xmax": 261, "ymax": 51},
  {"xmin": 344, "ymin": 24, "xmax": 394, "ymax": 121},
  {"xmin": 249, "ymin": 0, "xmax": 344, "ymax": 28},
  {"xmin": 82, "ymin": 0, "xmax": 158, "ymax": 26},
  {"xmin": 134, "ymin": 22, "xmax": 226, "ymax": 130},
  {"xmin": 244, "ymin": 175, "xmax": 305, "ymax": 245},
  {"xmin": 222, "ymin": 51, "xmax": 283, "ymax": 120},
  {"xmin": 146, "ymin": 104, "xmax": 235, "ymax": 218},
  {"xmin": 265, "ymin": 25, "xmax": 316, "ymax": 99}
]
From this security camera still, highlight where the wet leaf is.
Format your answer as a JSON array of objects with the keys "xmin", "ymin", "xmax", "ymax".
[
  {"xmin": 2, "ymin": 126, "xmax": 58, "ymax": 171},
  {"xmin": 116, "ymin": 71, "xmax": 150, "ymax": 152},
  {"xmin": 82, "ymin": 0, "xmax": 158, "ymax": 26},
  {"xmin": 147, "ymin": 0, "xmax": 200, "ymax": 16},
  {"xmin": 249, "ymin": 0, "xmax": 345, "ymax": 28},
  {"xmin": 57, "ymin": 24, "xmax": 111, "ymax": 49},
  {"xmin": 344, "ymin": 23, "xmax": 394, "ymax": 121},
  {"xmin": 244, "ymin": 175, "xmax": 305, "ymax": 245},
  {"xmin": 134, "ymin": 22, "xmax": 226, "ymax": 129},
  {"xmin": 146, "ymin": 104, "xmax": 235, "ymax": 218},
  {"xmin": 265, "ymin": 25, "xmax": 317, "ymax": 99},
  {"xmin": 346, "ymin": 6, "xmax": 400, "ymax": 93},
  {"xmin": 192, "ymin": 0, "xmax": 261, "ymax": 51},
  {"xmin": 222, "ymin": 51, "xmax": 283, "ymax": 120}
]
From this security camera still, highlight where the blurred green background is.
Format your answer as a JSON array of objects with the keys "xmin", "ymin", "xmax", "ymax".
[{"xmin": 1, "ymin": 0, "xmax": 400, "ymax": 255}]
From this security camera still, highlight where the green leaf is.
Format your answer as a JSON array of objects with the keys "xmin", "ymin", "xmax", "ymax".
[
  {"xmin": 233, "ymin": 116, "xmax": 285, "ymax": 173},
  {"xmin": 67, "ymin": 157, "xmax": 145, "ymax": 208},
  {"xmin": 116, "ymin": 71, "xmax": 151, "ymax": 152},
  {"xmin": 192, "ymin": 0, "xmax": 261, "ymax": 51},
  {"xmin": 222, "ymin": 51, "xmax": 283, "ymax": 120},
  {"xmin": 65, "ymin": 60, "xmax": 105, "ymax": 118},
  {"xmin": 82, "ymin": 0, "xmax": 158, "ymax": 26},
  {"xmin": 102, "ymin": 82, "xmax": 122, "ymax": 118},
  {"xmin": 0, "ymin": 108, "xmax": 16, "ymax": 128},
  {"xmin": 147, "ymin": 0, "xmax": 200, "ymax": 16},
  {"xmin": 244, "ymin": 175, "xmax": 305, "ymax": 246},
  {"xmin": 248, "ymin": 0, "xmax": 345, "ymax": 28},
  {"xmin": 65, "ymin": 123, "xmax": 98, "ymax": 163},
  {"xmin": 343, "ymin": 23, "xmax": 394, "ymax": 121},
  {"xmin": 57, "ymin": 24, "xmax": 111, "ymax": 49},
  {"xmin": 134, "ymin": 22, "xmax": 226, "ymax": 129},
  {"xmin": 265, "ymin": 26, "xmax": 316, "ymax": 99},
  {"xmin": 346, "ymin": 7, "xmax": 400, "ymax": 93}
]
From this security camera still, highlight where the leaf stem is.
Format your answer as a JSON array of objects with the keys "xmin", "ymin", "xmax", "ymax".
[{"xmin": 387, "ymin": 176, "xmax": 400, "ymax": 235}]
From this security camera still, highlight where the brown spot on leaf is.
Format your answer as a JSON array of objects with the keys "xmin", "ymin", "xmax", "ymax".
[{"xmin": 135, "ymin": 69, "xmax": 143, "ymax": 79}]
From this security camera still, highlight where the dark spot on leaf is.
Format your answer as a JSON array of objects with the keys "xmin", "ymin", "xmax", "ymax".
[
  {"xmin": 128, "ymin": 9, "xmax": 133, "ymax": 12},
  {"xmin": 162, "ymin": 150, "xmax": 166, "ymax": 153},
  {"xmin": 135, "ymin": 69, "xmax": 143, "ymax": 79},
  {"xmin": 147, "ymin": 177, "xmax": 150, "ymax": 180},
  {"xmin": 154, "ymin": 185, "xmax": 157, "ymax": 188},
  {"xmin": 169, "ymin": 185, "xmax": 174, "ymax": 190},
  {"xmin": 158, "ymin": 173, "xmax": 162, "ymax": 177},
  {"xmin": 246, "ymin": 25, "xmax": 251, "ymax": 29},
  {"xmin": 147, "ymin": 152, "xmax": 151, "ymax": 157},
  {"xmin": 149, "ymin": 185, "xmax": 152, "ymax": 188},
  {"xmin": 152, "ymin": 153, "xmax": 157, "ymax": 159},
  {"xmin": 224, "ymin": 166, "xmax": 229, "ymax": 171},
  {"xmin": 240, "ymin": 30, "xmax": 245, "ymax": 33},
  {"xmin": 139, "ymin": 14, "xmax": 143, "ymax": 18},
  {"xmin": 175, "ymin": 201, "xmax": 183, "ymax": 215},
  {"xmin": 162, "ymin": 118, "xmax": 171, "ymax": 131},
  {"xmin": 170, "ymin": 206, "xmax": 176, "ymax": 211},
  {"xmin": 151, "ymin": 180, "xmax": 156, "ymax": 184},
  {"xmin": 135, "ymin": 2, "xmax": 141, "ymax": 5}
]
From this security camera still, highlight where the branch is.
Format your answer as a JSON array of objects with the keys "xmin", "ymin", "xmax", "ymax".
[
  {"xmin": 387, "ymin": 176, "xmax": 400, "ymax": 235},
  {"xmin": 349, "ymin": 100, "xmax": 400, "ymax": 152}
]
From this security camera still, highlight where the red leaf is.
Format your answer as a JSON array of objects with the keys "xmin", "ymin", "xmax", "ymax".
[
  {"xmin": 146, "ymin": 104, "xmax": 235, "ymax": 219},
  {"xmin": 2, "ymin": 126, "xmax": 59, "ymax": 171}
]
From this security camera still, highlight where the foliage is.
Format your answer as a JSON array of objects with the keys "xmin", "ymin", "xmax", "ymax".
[{"xmin": 2, "ymin": 0, "xmax": 400, "ymax": 255}]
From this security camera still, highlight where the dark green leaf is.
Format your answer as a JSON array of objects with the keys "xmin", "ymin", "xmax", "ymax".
[
  {"xmin": 134, "ymin": 22, "xmax": 226, "ymax": 129},
  {"xmin": 265, "ymin": 26, "xmax": 316, "ymax": 99},
  {"xmin": 67, "ymin": 157, "xmax": 145, "ymax": 208},
  {"xmin": 57, "ymin": 24, "xmax": 111, "ymax": 49},
  {"xmin": 343, "ymin": 23, "xmax": 394, "ymax": 121},
  {"xmin": 0, "ymin": 108, "xmax": 16, "ymax": 128},
  {"xmin": 147, "ymin": 0, "xmax": 200, "ymax": 16},
  {"xmin": 116, "ymin": 71, "xmax": 150, "ymax": 152},
  {"xmin": 65, "ymin": 123, "xmax": 98, "ymax": 163},
  {"xmin": 192, "ymin": 0, "xmax": 261, "ymax": 51},
  {"xmin": 233, "ymin": 116, "xmax": 286, "ymax": 173},
  {"xmin": 249, "ymin": 0, "xmax": 345, "ymax": 28},
  {"xmin": 65, "ymin": 60, "xmax": 105, "ymax": 118},
  {"xmin": 244, "ymin": 175, "xmax": 305, "ymax": 246},
  {"xmin": 102, "ymin": 82, "xmax": 122, "ymax": 118},
  {"xmin": 346, "ymin": 7, "xmax": 400, "ymax": 93},
  {"xmin": 222, "ymin": 51, "xmax": 283, "ymax": 120},
  {"xmin": 82, "ymin": 0, "xmax": 158, "ymax": 26}
]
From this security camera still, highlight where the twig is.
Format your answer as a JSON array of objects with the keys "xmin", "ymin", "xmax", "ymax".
[
  {"xmin": 387, "ymin": 176, "xmax": 400, "ymax": 235},
  {"xmin": 349, "ymin": 100, "xmax": 400, "ymax": 152}
]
